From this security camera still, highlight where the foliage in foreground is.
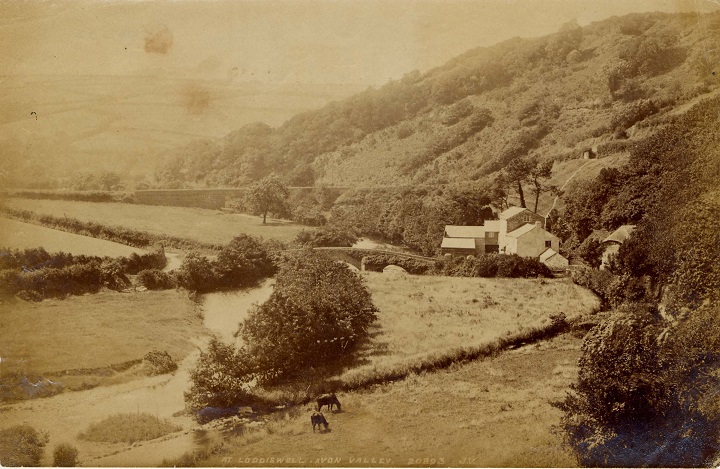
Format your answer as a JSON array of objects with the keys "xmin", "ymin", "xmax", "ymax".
[
  {"xmin": 0, "ymin": 424, "xmax": 47, "ymax": 467},
  {"xmin": 78, "ymin": 413, "xmax": 181, "ymax": 444},
  {"xmin": 556, "ymin": 96, "xmax": 720, "ymax": 465},
  {"xmin": 186, "ymin": 250, "xmax": 377, "ymax": 415},
  {"xmin": 53, "ymin": 443, "xmax": 79, "ymax": 467}
]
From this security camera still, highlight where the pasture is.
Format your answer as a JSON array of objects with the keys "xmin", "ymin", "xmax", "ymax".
[
  {"xmin": 0, "ymin": 217, "xmax": 146, "ymax": 257},
  {"xmin": 198, "ymin": 333, "xmax": 582, "ymax": 467},
  {"xmin": 0, "ymin": 290, "xmax": 204, "ymax": 376},
  {"xmin": 2, "ymin": 199, "xmax": 306, "ymax": 245},
  {"xmin": 334, "ymin": 272, "xmax": 598, "ymax": 387}
]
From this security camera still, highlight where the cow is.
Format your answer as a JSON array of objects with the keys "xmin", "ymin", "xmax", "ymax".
[
  {"xmin": 311, "ymin": 412, "xmax": 329, "ymax": 432},
  {"xmin": 316, "ymin": 393, "xmax": 342, "ymax": 412}
]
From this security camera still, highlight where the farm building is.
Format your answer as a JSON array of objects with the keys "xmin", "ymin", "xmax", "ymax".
[
  {"xmin": 601, "ymin": 225, "xmax": 636, "ymax": 269},
  {"xmin": 539, "ymin": 248, "xmax": 569, "ymax": 272},
  {"xmin": 442, "ymin": 206, "xmax": 563, "ymax": 269},
  {"xmin": 582, "ymin": 147, "xmax": 597, "ymax": 159}
]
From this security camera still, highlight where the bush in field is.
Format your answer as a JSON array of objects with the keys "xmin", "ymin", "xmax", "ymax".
[
  {"xmin": 294, "ymin": 227, "xmax": 358, "ymax": 248},
  {"xmin": 137, "ymin": 269, "xmax": 176, "ymax": 290},
  {"xmin": 175, "ymin": 253, "xmax": 217, "ymax": 293},
  {"xmin": 53, "ymin": 443, "xmax": 79, "ymax": 467},
  {"xmin": 213, "ymin": 234, "xmax": 276, "ymax": 288},
  {"xmin": 78, "ymin": 413, "xmax": 181, "ymax": 444},
  {"xmin": 185, "ymin": 338, "xmax": 259, "ymax": 413},
  {"xmin": 186, "ymin": 250, "xmax": 377, "ymax": 415},
  {"xmin": 0, "ymin": 424, "xmax": 47, "ymax": 466},
  {"xmin": 241, "ymin": 250, "xmax": 378, "ymax": 380},
  {"xmin": 144, "ymin": 350, "xmax": 178, "ymax": 375},
  {"xmin": 15, "ymin": 289, "xmax": 43, "ymax": 302}
]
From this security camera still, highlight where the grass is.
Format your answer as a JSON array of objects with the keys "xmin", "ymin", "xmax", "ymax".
[
  {"xmin": 2, "ymin": 198, "xmax": 306, "ymax": 245},
  {"xmin": 334, "ymin": 272, "xmax": 597, "ymax": 386},
  {"xmin": 198, "ymin": 333, "xmax": 583, "ymax": 467},
  {"xmin": 78, "ymin": 413, "xmax": 181, "ymax": 444},
  {"xmin": 0, "ymin": 217, "xmax": 146, "ymax": 257},
  {"xmin": 0, "ymin": 290, "xmax": 203, "ymax": 375}
]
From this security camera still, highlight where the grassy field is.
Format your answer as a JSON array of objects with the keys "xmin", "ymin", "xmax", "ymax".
[
  {"xmin": 0, "ymin": 290, "xmax": 204, "ymax": 375},
  {"xmin": 331, "ymin": 272, "xmax": 598, "ymax": 387},
  {"xmin": 0, "ymin": 217, "xmax": 146, "ymax": 257},
  {"xmin": 197, "ymin": 333, "xmax": 582, "ymax": 467},
  {"xmin": 2, "ymin": 199, "xmax": 306, "ymax": 245}
]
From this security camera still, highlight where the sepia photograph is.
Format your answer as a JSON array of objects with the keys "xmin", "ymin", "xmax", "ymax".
[{"xmin": 1, "ymin": 0, "xmax": 720, "ymax": 466}]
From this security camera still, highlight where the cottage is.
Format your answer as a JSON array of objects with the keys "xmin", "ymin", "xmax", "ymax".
[
  {"xmin": 601, "ymin": 225, "xmax": 636, "ymax": 269},
  {"xmin": 442, "ymin": 207, "xmax": 562, "ymax": 270}
]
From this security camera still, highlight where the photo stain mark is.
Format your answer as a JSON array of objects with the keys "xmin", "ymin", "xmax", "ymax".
[{"xmin": 144, "ymin": 24, "xmax": 173, "ymax": 54}]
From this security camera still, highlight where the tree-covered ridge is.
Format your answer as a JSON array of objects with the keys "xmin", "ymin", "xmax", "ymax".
[
  {"xmin": 155, "ymin": 12, "xmax": 720, "ymax": 189},
  {"xmin": 555, "ymin": 90, "xmax": 720, "ymax": 466}
]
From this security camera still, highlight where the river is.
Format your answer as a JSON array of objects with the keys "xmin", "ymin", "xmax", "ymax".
[{"xmin": 0, "ymin": 281, "xmax": 274, "ymax": 466}]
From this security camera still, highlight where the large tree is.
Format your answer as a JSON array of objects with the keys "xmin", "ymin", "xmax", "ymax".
[{"xmin": 246, "ymin": 174, "xmax": 289, "ymax": 224}]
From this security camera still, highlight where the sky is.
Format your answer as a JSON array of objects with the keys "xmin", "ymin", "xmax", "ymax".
[{"xmin": 2, "ymin": 0, "xmax": 719, "ymax": 87}]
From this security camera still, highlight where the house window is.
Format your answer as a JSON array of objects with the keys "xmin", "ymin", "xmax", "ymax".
[
  {"xmin": 545, "ymin": 240, "xmax": 552, "ymax": 248},
  {"xmin": 485, "ymin": 231, "xmax": 499, "ymax": 241}
]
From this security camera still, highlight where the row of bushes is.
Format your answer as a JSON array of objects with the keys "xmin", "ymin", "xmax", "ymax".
[
  {"xmin": 1, "ymin": 249, "xmax": 166, "ymax": 300},
  {"xmin": 4, "ymin": 190, "xmax": 135, "ymax": 203},
  {"xmin": 0, "ymin": 247, "xmax": 164, "ymax": 274},
  {"xmin": 435, "ymin": 253, "xmax": 553, "ymax": 278},
  {"xmin": 2, "ymin": 208, "xmax": 218, "ymax": 251}
]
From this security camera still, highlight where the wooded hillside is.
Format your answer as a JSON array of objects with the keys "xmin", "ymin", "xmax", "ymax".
[{"xmin": 155, "ymin": 12, "xmax": 720, "ymax": 189}]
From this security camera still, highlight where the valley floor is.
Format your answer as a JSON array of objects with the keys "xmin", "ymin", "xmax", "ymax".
[{"xmin": 199, "ymin": 333, "xmax": 582, "ymax": 467}]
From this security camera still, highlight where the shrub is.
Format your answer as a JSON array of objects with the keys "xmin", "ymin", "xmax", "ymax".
[
  {"xmin": 0, "ymin": 424, "xmax": 47, "ymax": 466},
  {"xmin": 78, "ymin": 413, "xmax": 181, "ymax": 444},
  {"xmin": 15, "ymin": 289, "xmax": 43, "ymax": 302},
  {"xmin": 144, "ymin": 350, "xmax": 178, "ymax": 375},
  {"xmin": 295, "ymin": 227, "xmax": 358, "ymax": 248},
  {"xmin": 435, "ymin": 254, "xmax": 551, "ymax": 278},
  {"xmin": 137, "ymin": 269, "xmax": 176, "ymax": 290},
  {"xmin": 174, "ymin": 253, "xmax": 217, "ymax": 293},
  {"xmin": 53, "ymin": 443, "xmax": 79, "ymax": 467}
]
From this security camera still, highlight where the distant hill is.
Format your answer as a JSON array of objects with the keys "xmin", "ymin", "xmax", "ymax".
[
  {"xmin": 0, "ymin": 76, "xmax": 365, "ymax": 187},
  {"xmin": 154, "ymin": 11, "xmax": 720, "ymax": 190}
]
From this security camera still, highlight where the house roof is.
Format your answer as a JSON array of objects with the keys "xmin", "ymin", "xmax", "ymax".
[
  {"xmin": 585, "ymin": 229, "xmax": 610, "ymax": 243},
  {"xmin": 445, "ymin": 225, "xmax": 485, "ymax": 238},
  {"xmin": 441, "ymin": 237, "xmax": 476, "ymax": 249},
  {"xmin": 499, "ymin": 206, "xmax": 529, "ymax": 220},
  {"xmin": 506, "ymin": 223, "xmax": 537, "ymax": 238},
  {"xmin": 483, "ymin": 220, "xmax": 503, "ymax": 231},
  {"xmin": 603, "ymin": 225, "xmax": 636, "ymax": 244},
  {"xmin": 539, "ymin": 248, "xmax": 567, "ymax": 262}
]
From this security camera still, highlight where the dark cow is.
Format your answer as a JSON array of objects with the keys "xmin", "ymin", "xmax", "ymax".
[
  {"xmin": 316, "ymin": 393, "xmax": 342, "ymax": 412},
  {"xmin": 311, "ymin": 412, "xmax": 329, "ymax": 432}
]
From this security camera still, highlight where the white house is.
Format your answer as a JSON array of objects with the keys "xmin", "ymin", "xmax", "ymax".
[{"xmin": 441, "ymin": 206, "xmax": 567, "ymax": 269}]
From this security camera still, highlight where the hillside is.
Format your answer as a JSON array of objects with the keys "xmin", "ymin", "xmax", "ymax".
[
  {"xmin": 0, "ymin": 76, "xmax": 364, "ymax": 188},
  {"xmin": 156, "ymin": 12, "xmax": 720, "ymax": 189}
]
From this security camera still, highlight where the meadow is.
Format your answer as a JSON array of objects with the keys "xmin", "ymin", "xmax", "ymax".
[
  {"xmin": 191, "ymin": 333, "xmax": 583, "ymax": 467},
  {"xmin": 2, "ymin": 199, "xmax": 306, "ymax": 245},
  {"xmin": 0, "ymin": 290, "xmax": 204, "ymax": 376},
  {"xmin": 334, "ymin": 272, "xmax": 598, "ymax": 387},
  {"xmin": 0, "ymin": 217, "xmax": 146, "ymax": 257}
]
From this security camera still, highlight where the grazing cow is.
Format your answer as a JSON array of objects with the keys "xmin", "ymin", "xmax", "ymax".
[
  {"xmin": 311, "ymin": 412, "xmax": 329, "ymax": 432},
  {"xmin": 316, "ymin": 393, "xmax": 342, "ymax": 412}
]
